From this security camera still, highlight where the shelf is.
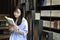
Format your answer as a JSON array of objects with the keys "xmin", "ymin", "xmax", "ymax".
[
  {"xmin": 40, "ymin": 16, "xmax": 50, "ymax": 21},
  {"xmin": 51, "ymin": 17, "xmax": 60, "ymax": 21},
  {"xmin": 0, "ymin": 14, "xmax": 10, "ymax": 16},
  {"xmin": 41, "ymin": 5, "xmax": 60, "ymax": 10},
  {"xmin": 51, "ymin": 5, "xmax": 60, "ymax": 10},
  {"xmin": 41, "ymin": 16, "xmax": 60, "ymax": 21},
  {"xmin": 43, "ymin": 27, "xmax": 60, "ymax": 33},
  {"xmin": 41, "ymin": 6, "xmax": 51, "ymax": 10},
  {"xmin": 0, "ymin": 19, "xmax": 6, "ymax": 21},
  {"xmin": 0, "ymin": 34, "xmax": 10, "ymax": 39},
  {"xmin": 0, "ymin": 27, "xmax": 8, "ymax": 30}
]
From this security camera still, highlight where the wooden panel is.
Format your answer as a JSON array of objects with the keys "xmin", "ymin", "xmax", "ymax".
[
  {"xmin": 0, "ymin": 35, "xmax": 10, "ymax": 39},
  {"xmin": 0, "ymin": 27, "xmax": 8, "ymax": 30}
]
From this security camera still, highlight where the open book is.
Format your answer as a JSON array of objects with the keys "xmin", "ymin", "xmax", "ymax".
[{"xmin": 5, "ymin": 16, "xmax": 15, "ymax": 25}]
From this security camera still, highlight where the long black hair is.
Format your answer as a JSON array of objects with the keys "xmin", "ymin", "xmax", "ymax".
[{"xmin": 12, "ymin": 7, "xmax": 23, "ymax": 26}]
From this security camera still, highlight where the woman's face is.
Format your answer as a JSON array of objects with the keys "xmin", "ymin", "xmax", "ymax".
[{"xmin": 14, "ymin": 8, "xmax": 21, "ymax": 19}]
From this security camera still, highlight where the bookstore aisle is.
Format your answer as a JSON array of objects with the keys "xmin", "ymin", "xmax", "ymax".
[{"xmin": 0, "ymin": 0, "xmax": 60, "ymax": 40}]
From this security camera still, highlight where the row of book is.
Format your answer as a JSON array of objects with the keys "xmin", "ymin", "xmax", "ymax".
[
  {"xmin": 43, "ymin": 20, "xmax": 60, "ymax": 29},
  {"xmin": 0, "ymin": 21, "xmax": 8, "ymax": 27},
  {"xmin": 42, "ymin": 0, "xmax": 60, "ymax": 6},
  {"xmin": 0, "ymin": 30, "xmax": 10, "ymax": 35},
  {"xmin": 41, "ymin": 10, "xmax": 60, "ymax": 17}
]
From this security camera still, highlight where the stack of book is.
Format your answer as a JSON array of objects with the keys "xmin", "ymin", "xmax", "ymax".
[
  {"xmin": 51, "ymin": 20, "xmax": 60, "ymax": 29},
  {"xmin": 43, "ymin": 20, "xmax": 50, "ymax": 27},
  {"xmin": 0, "ymin": 21, "xmax": 8, "ymax": 27},
  {"xmin": 41, "ymin": 10, "xmax": 50, "ymax": 16},
  {"xmin": 51, "ymin": 10, "xmax": 60, "ymax": 17},
  {"xmin": 43, "ymin": 20, "xmax": 60, "ymax": 29},
  {"xmin": 52, "ymin": 0, "xmax": 60, "ymax": 5}
]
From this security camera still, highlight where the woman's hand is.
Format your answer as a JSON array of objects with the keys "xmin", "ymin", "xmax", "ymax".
[
  {"xmin": 8, "ymin": 25, "xmax": 14, "ymax": 32},
  {"xmin": 9, "ymin": 24, "xmax": 24, "ymax": 35}
]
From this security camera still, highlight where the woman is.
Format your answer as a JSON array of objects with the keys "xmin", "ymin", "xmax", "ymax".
[{"xmin": 9, "ymin": 7, "xmax": 28, "ymax": 40}]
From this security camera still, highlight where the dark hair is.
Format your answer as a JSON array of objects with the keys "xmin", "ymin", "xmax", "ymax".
[{"xmin": 12, "ymin": 7, "xmax": 23, "ymax": 26}]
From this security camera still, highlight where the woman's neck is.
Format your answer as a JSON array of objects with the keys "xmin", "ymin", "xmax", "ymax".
[{"xmin": 15, "ymin": 18, "xmax": 18, "ymax": 24}]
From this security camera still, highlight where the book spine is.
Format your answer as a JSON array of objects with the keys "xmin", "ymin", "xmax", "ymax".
[
  {"xmin": 57, "ymin": 20, "xmax": 60, "ymax": 29},
  {"xmin": 51, "ymin": 21, "xmax": 54, "ymax": 28},
  {"xmin": 54, "ymin": 20, "xmax": 57, "ymax": 28},
  {"xmin": 41, "ymin": 0, "xmax": 46, "ymax": 6}
]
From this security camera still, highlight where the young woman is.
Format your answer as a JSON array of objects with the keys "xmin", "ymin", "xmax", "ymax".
[{"xmin": 9, "ymin": 7, "xmax": 28, "ymax": 40}]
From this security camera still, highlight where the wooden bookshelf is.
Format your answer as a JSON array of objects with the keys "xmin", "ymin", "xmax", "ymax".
[
  {"xmin": 0, "ymin": 35, "xmax": 10, "ymax": 39},
  {"xmin": 0, "ymin": 27, "xmax": 8, "ymax": 30},
  {"xmin": 0, "ymin": 0, "xmax": 18, "ymax": 39},
  {"xmin": 43, "ymin": 27, "xmax": 60, "ymax": 33},
  {"xmin": 41, "ymin": 5, "xmax": 60, "ymax": 10},
  {"xmin": 40, "ymin": 0, "xmax": 60, "ymax": 34}
]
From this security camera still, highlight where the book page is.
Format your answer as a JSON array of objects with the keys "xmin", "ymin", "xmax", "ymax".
[{"xmin": 5, "ymin": 16, "xmax": 15, "ymax": 25}]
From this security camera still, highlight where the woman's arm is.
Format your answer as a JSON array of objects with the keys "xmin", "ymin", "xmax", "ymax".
[
  {"xmin": 13, "ymin": 24, "xmax": 24, "ymax": 35},
  {"xmin": 8, "ymin": 25, "xmax": 14, "ymax": 32},
  {"xmin": 13, "ymin": 20, "xmax": 28, "ymax": 35}
]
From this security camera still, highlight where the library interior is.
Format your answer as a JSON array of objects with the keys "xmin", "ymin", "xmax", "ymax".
[{"xmin": 0, "ymin": 0, "xmax": 60, "ymax": 40}]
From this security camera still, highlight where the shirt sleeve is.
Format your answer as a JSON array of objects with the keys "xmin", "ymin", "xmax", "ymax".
[
  {"xmin": 22, "ymin": 20, "xmax": 28, "ymax": 37},
  {"xmin": 12, "ymin": 18, "xmax": 28, "ymax": 37}
]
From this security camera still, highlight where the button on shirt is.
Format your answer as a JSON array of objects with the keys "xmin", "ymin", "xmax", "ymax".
[{"xmin": 9, "ymin": 17, "xmax": 28, "ymax": 40}]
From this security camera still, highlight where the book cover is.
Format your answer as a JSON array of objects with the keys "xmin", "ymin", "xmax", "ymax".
[{"xmin": 5, "ymin": 16, "xmax": 15, "ymax": 25}]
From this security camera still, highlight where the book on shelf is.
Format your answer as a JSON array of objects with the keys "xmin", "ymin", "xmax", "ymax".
[
  {"xmin": 51, "ymin": 21, "xmax": 58, "ymax": 29},
  {"xmin": 52, "ymin": 0, "xmax": 60, "ymax": 5},
  {"xmin": 57, "ymin": 21, "xmax": 60, "ymax": 29},
  {"xmin": 43, "ymin": 20, "xmax": 50, "ymax": 27},
  {"xmin": 0, "ymin": 21, "xmax": 8, "ymax": 27},
  {"xmin": 5, "ymin": 16, "xmax": 15, "ymax": 25},
  {"xmin": 41, "ymin": 10, "xmax": 50, "ymax": 16},
  {"xmin": 45, "ymin": 0, "xmax": 51, "ymax": 6},
  {"xmin": 51, "ymin": 20, "xmax": 60, "ymax": 29},
  {"xmin": 41, "ymin": 0, "xmax": 46, "ymax": 6},
  {"xmin": 0, "ymin": 30, "xmax": 9, "ymax": 35},
  {"xmin": 42, "ymin": 0, "xmax": 50, "ymax": 6},
  {"xmin": 51, "ymin": 21, "xmax": 54, "ymax": 28},
  {"xmin": 51, "ymin": 10, "xmax": 60, "ymax": 17},
  {"xmin": 43, "ymin": 20, "xmax": 60, "ymax": 29},
  {"xmin": 54, "ymin": 20, "xmax": 58, "ymax": 28}
]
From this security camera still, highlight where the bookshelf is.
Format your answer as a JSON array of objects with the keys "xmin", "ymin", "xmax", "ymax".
[
  {"xmin": 40, "ymin": 0, "xmax": 60, "ymax": 33},
  {"xmin": 40, "ymin": 0, "xmax": 60, "ymax": 40},
  {"xmin": 0, "ymin": 16, "xmax": 9, "ymax": 40},
  {"xmin": 0, "ymin": 0, "xmax": 18, "ymax": 40},
  {"xmin": 0, "ymin": 35, "xmax": 10, "ymax": 39}
]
